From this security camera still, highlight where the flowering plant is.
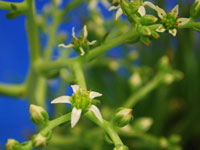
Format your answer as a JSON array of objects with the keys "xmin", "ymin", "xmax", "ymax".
[{"xmin": 1, "ymin": 0, "xmax": 200, "ymax": 150}]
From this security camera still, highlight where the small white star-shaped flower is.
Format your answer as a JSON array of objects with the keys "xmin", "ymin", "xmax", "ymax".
[
  {"xmin": 58, "ymin": 25, "xmax": 97, "ymax": 56},
  {"xmin": 155, "ymin": 5, "xmax": 190, "ymax": 36},
  {"xmin": 51, "ymin": 85, "xmax": 103, "ymax": 128}
]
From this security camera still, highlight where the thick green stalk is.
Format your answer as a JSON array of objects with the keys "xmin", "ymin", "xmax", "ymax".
[
  {"xmin": 0, "ymin": 83, "xmax": 25, "ymax": 98},
  {"xmin": 25, "ymin": 0, "xmax": 41, "ymax": 63},
  {"xmin": 24, "ymin": 0, "xmax": 47, "ymax": 106}
]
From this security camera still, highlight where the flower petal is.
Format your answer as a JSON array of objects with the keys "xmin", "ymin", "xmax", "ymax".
[
  {"xmin": 72, "ymin": 27, "xmax": 76, "ymax": 39},
  {"xmin": 88, "ymin": 40, "xmax": 97, "ymax": 45},
  {"xmin": 71, "ymin": 108, "xmax": 82, "ymax": 128},
  {"xmin": 143, "ymin": 1, "xmax": 156, "ymax": 10},
  {"xmin": 169, "ymin": 29, "xmax": 177, "ymax": 37},
  {"xmin": 178, "ymin": 18, "xmax": 190, "ymax": 26},
  {"xmin": 156, "ymin": 6, "xmax": 166, "ymax": 19},
  {"xmin": 80, "ymin": 47, "xmax": 85, "ymax": 56},
  {"xmin": 83, "ymin": 25, "xmax": 88, "ymax": 39},
  {"xmin": 89, "ymin": 91, "xmax": 102, "ymax": 99},
  {"xmin": 115, "ymin": 8, "xmax": 123, "ymax": 20},
  {"xmin": 58, "ymin": 43, "xmax": 73, "ymax": 48},
  {"xmin": 109, "ymin": 6, "xmax": 119, "ymax": 11},
  {"xmin": 138, "ymin": 6, "xmax": 146, "ymax": 17},
  {"xmin": 71, "ymin": 85, "xmax": 80, "ymax": 93},
  {"xmin": 156, "ymin": 25, "xmax": 166, "ymax": 32},
  {"xmin": 171, "ymin": 5, "xmax": 179, "ymax": 17},
  {"xmin": 51, "ymin": 96, "xmax": 71, "ymax": 104},
  {"xmin": 89, "ymin": 105, "xmax": 103, "ymax": 123}
]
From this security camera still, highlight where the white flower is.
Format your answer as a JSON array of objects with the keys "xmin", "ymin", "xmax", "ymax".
[
  {"xmin": 58, "ymin": 25, "xmax": 97, "ymax": 56},
  {"xmin": 51, "ymin": 85, "xmax": 103, "ymax": 128},
  {"xmin": 109, "ymin": 1, "xmax": 156, "ymax": 20},
  {"xmin": 155, "ymin": 5, "xmax": 190, "ymax": 36}
]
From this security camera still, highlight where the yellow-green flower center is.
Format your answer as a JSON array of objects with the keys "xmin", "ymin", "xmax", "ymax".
[
  {"xmin": 70, "ymin": 89, "xmax": 92, "ymax": 109},
  {"xmin": 162, "ymin": 13, "xmax": 178, "ymax": 30}
]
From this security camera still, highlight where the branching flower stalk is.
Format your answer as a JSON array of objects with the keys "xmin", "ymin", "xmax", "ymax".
[{"xmin": 0, "ymin": 0, "xmax": 200, "ymax": 150}]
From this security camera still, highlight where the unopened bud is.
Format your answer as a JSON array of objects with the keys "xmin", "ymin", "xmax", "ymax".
[
  {"xmin": 133, "ymin": 118, "xmax": 153, "ymax": 132},
  {"xmin": 113, "ymin": 108, "xmax": 133, "ymax": 127},
  {"xmin": 164, "ymin": 73, "xmax": 174, "ymax": 84},
  {"xmin": 129, "ymin": 72, "xmax": 142, "ymax": 87},
  {"xmin": 151, "ymin": 31, "xmax": 160, "ymax": 39},
  {"xmin": 113, "ymin": 145, "xmax": 129, "ymax": 150},
  {"xmin": 138, "ymin": 26, "xmax": 151, "ymax": 36},
  {"xmin": 32, "ymin": 134, "xmax": 47, "ymax": 148},
  {"xmin": 160, "ymin": 137, "xmax": 168, "ymax": 148},
  {"xmin": 140, "ymin": 15, "xmax": 158, "ymax": 25},
  {"xmin": 158, "ymin": 56, "xmax": 170, "ymax": 71},
  {"xmin": 190, "ymin": 0, "xmax": 200, "ymax": 19},
  {"xmin": 6, "ymin": 139, "xmax": 19, "ymax": 150},
  {"xmin": 30, "ymin": 104, "xmax": 49, "ymax": 126},
  {"xmin": 140, "ymin": 36, "xmax": 151, "ymax": 46},
  {"xmin": 109, "ymin": 60, "xmax": 119, "ymax": 71}
]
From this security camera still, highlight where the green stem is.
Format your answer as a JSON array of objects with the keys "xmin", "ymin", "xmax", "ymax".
[
  {"xmin": 0, "ymin": 83, "xmax": 25, "ymax": 98},
  {"xmin": 86, "ymin": 111, "xmax": 124, "ymax": 147},
  {"xmin": 61, "ymin": 0, "xmax": 84, "ymax": 17},
  {"xmin": 86, "ymin": 27, "xmax": 139, "ymax": 61},
  {"xmin": 44, "ymin": 4, "xmax": 61, "ymax": 60},
  {"xmin": 124, "ymin": 73, "xmax": 163, "ymax": 108},
  {"xmin": 72, "ymin": 61, "xmax": 87, "ymax": 89},
  {"xmin": 40, "ymin": 113, "xmax": 71, "ymax": 135},
  {"xmin": 25, "ymin": 0, "xmax": 41, "ymax": 63},
  {"xmin": 0, "ymin": 1, "xmax": 27, "ymax": 11}
]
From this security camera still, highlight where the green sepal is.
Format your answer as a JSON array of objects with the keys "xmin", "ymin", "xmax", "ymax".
[{"xmin": 140, "ymin": 15, "xmax": 158, "ymax": 25}]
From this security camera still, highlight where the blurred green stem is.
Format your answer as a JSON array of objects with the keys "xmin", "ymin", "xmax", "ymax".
[
  {"xmin": 0, "ymin": 1, "xmax": 27, "ymax": 11},
  {"xmin": 0, "ymin": 83, "xmax": 25, "ymax": 98},
  {"xmin": 124, "ymin": 73, "xmax": 163, "ymax": 108}
]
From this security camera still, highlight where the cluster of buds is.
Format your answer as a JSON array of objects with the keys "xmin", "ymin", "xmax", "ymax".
[
  {"xmin": 6, "ymin": 139, "xmax": 20, "ymax": 150},
  {"xmin": 59, "ymin": 25, "xmax": 97, "ymax": 56}
]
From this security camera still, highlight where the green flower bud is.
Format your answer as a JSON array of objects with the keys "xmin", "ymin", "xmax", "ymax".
[
  {"xmin": 6, "ymin": 139, "xmax": 20, "ymax": 150},
  {"xmin": 190, "ymin": 0, "xmax": 200, "ymax": 19},
  {"xmin": 151, "ymin": 31, "xmax": 160, "ymax": 39},
  {"xmin": 169, "ymin": 135, "xmax": 181, "ymax": 145},
  {"xmin": 140, "ymin": 15, "xmax": 158, "ymax": 25},
  {"xmin": 158, "ymin": 56, "xmax": 170, "ymax": 71},
  {"xmin": 113, "ymin": 145, "xmax": 129, "ymax": 150},
  {"xmin": 113, "ymin": 107, "xmax": 133, "ymax": 127},
  {"xmin": 132, "ymin": 117, "xmax": 153, "ymax": 132},
  {"xmin": 140, "ymin": 36, "xmax": 151, "ymax": 46},
  {"xmin": 32, "ymin": 134, "xmax": 47, "ymax": 148},
  {"xmin": 138, "ymin": 26, "xmax": 151, "ymax": 36},
  {"xmin": 29, "ymin": 104, "xmax": 49, "ymax": 126},
  {"xmin": 163, "ymin": 73, "xmax": 174, "ymax": 84}
]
